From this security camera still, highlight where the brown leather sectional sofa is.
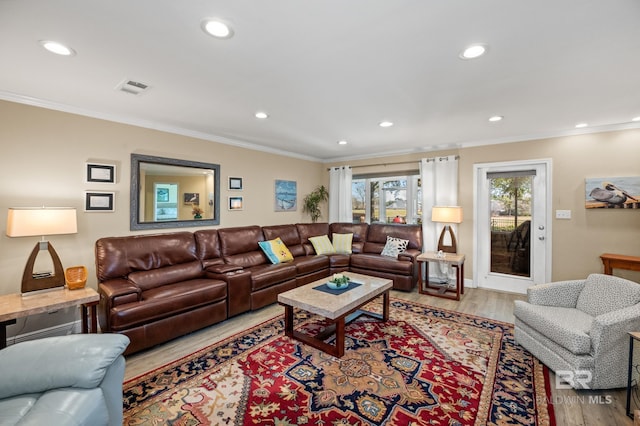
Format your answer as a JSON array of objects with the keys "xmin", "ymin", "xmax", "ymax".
[{"xmin": 95, "ymin": 222, "xmax": 422, "ymax": 354}]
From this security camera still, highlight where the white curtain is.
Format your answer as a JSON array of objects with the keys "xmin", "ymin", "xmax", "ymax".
[
  {"xmin": 329, "ymin": 166, "xmax": 353, "ymax": 223},
  {"xmin": 420, "ymin": 155, "xmax": 459, "ymax": 253}
]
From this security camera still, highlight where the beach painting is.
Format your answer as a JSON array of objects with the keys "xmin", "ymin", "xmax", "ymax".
[
  {"xmin": 275, "ymin": 180, "xmax": 297, "ymax": 211},
  {"xmin": 585, "ymin": 176, "xmax": 640, "ymax": 209}
]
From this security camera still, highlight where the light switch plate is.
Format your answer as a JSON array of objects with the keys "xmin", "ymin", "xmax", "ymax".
[{"xmin": 556, "ymin": 209, "xmax": 571, "ymax": 219}]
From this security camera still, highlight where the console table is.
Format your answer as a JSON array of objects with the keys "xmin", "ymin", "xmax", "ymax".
[
  {"xmin": 417, "ymin": 252, "xmax": 465, "ymax": 300},
  {"xmin": 0, "ymin": 287, "xmax": 99, "ymax": 349},
  {"xmin": 600, "ymin": 253, "xmax": 640, "ymax": 275}
]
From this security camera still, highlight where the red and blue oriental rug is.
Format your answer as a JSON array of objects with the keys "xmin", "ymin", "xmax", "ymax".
[{"xmin": 123, "ymin": 298, "xmax": 555, "ymax": 425}]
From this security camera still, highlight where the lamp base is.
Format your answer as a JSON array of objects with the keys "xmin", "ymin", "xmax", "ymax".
[
  {"xmin": 21, "ymin": 241, "xmax": 65, "ymax": 294},
  {"xmin": 437, "ymin": 225, "xmax": 458, "ymax": 254}
]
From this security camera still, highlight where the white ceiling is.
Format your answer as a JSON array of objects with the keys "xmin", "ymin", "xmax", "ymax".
[{"xmin": 1, "ymin": 0, "xmax": 639, "ymax": 162}]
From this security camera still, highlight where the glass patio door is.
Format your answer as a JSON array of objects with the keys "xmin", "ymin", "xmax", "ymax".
[{"xmin": 474, "ymin": 160, "xmax": 552, "ymax": 294}]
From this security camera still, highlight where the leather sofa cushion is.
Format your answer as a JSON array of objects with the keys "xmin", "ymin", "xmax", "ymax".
[
  {"xmin": 14, "ymin": 388, "xmax": 108, "ymax": 426},
  {"xmin": 96, "ymin": 232, "xmax": 198, "ymax": 281},
  {"xmin": 350, "ymin": 253, "xmax": 414, "ymax": 275},
  {"xmin": 363, "ymin": 224, "xmax": 422, "ymax": 254},
  {"xmin": 262, "ymin": 224, "xmax": 305, "ymax": 257},
  {"xmin": 296, "ymin": 223, "xmax": 330, "ymax": 255},
  {"xmin": 128, "ymin": 261, "xmax": 203, "ymax": 292},
  {"xmin": 329, "ymin": 222, "xmax": 369, "ymax": 247},
  {"xmin": 194, "ymin": 229, "xmax": 222, "ymax": 262},
  {"xmin": 245, "ymin": 263, "xmax": 297, "ymax": 291},
  {"xmin": 218, "ymin": 226, "xmax": 263, "ymax": 256},
  {"xmin": 109, "ymin": 279, "xmax": 227, "ymax": 330},
  {"xmin": 290, "ymin": 255, "xmax": 329, "ymax": 275},
  {"xmin": 329, "ymin": 253, "xmax": 350, "ymax": 268}
]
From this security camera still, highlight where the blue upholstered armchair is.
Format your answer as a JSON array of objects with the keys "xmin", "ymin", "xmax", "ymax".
[
  {"xmin": 0, "ymin": 334, "xmax": 129, "ymax": 425},
  {"xmin": 514, "ymin": 273, "xmax": 640, "ymax": 389}
]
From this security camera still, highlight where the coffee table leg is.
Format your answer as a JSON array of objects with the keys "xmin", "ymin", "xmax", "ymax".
[
  {"xmin": 382, "ymin": 291, "xmax": 389, "ymax": 321},
  {"xmin": 284, "ymin": 305, "xmax": 294, "ymax": 337},
  {"xmin": 335, "ymin": 318, "xmax": 345, "ymax": 358}
]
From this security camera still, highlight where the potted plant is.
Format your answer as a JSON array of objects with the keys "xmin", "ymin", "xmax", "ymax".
[
  {"xmin": 192, "ymin": 204, "xmax": 203, "ymax": 219},
  {"xmin": 303, "ymin": 185, "xmax": 328, "ymax": 223}
]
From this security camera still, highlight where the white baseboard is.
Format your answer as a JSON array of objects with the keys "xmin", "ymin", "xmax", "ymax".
[{"xmin": 5, "ymin": 320, "xmax": 82, "ymax": 347}]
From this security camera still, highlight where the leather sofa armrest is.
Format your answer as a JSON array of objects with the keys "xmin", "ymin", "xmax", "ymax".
[
  {"xmin": 0, "ymin": 334, "xmax": 129, "ymax": 399},
  {"xmin": 398, "ymin": 249, "xmax": 420, "ymax": 262},
  {"xmin": 99, "ymin": 279, "xmax": 141, "ymax": 306},
  {"xmin": 206, "ymin": 263, "xmax": 243, "ymax": 274},
  {"xmin": 98, "ymin": 279, "xmax": 141, "ymax": 332},
  {"xmin": 205, "ymin": 269, "xmax": 252, "ymax": 316}
]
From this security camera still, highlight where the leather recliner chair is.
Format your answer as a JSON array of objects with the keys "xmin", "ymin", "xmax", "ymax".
[{"xmin": 0, "ymin": 333, "xmax": 130, "ymax": 425}]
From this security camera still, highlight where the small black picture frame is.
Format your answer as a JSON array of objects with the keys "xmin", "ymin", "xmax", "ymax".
[
  {"xmin": 85, "ymin": 191, "xmax": 115, "ymax": 212},
  {"xmin": 229, "ymin": 177, "xmax": 243, "ymax": 191},
  {"xmin": 228, "ymin": 196, "xmax": 243, "ymax": 210},
  {"xmin": 86, "ymin": 163, "xmax": 116, "ymax": 184}
]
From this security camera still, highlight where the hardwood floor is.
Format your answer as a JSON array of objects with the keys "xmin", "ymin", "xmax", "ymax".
[{"xmin": 124, "ymin": 287, "xmax": 633, "ymax": 426}]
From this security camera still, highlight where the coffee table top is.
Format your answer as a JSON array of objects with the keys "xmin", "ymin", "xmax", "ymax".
[{"xmin": 278, "ymin": 272, "xmax": 392, "ymax": 319}]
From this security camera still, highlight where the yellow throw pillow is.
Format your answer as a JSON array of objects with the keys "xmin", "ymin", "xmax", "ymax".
[
  {"xmin": 258, "ymin": 237, "xmax": 294, "ymax": 264},
  {"xmin": 332, "ymin": 233, "xmax": 353, "ymax": 254},
  {"xmin": 308, "ymin": 235, "xmax": 336, "ymax": 255}
]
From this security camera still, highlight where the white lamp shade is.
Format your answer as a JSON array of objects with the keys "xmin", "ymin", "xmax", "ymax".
[
  {"xmin": 6, "ymin": 207, "xmax": 77, "ymax": 237},
  {"xmin": 431, "ymin": 206, "xmax": 463, "ymax": 224}
]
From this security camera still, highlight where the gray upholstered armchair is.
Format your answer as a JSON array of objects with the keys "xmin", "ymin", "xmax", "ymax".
[
  {"xmin": 0, "ymin": 333, "xmax": 129, "ymax": 425},
  {"xmin": 514, "ymin": 273, "xmax": 640, "ymax": 389}
]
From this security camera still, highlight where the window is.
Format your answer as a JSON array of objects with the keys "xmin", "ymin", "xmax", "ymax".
[{"xmin": 352, "ymin": 174, "xmax": 421, "ymax": 224}]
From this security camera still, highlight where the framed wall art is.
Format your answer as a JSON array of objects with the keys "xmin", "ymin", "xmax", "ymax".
[
  {"xmin": 86, "ymin": 162, "xmax": 116, "ymax": 184},
  {"xmin": 585, "ymin": 176, "xmax": 640, "ymax": 209},
  {"xmin": 85, "ymin": 191, "xmax": 115, "ymax": 212},
  {"xmin": 228, "ymin": 177, "xmax": 243, "ymax": 191},
  {"xmin": 274, "ymin": 179, "xmax": 297, "ymax": 212},
  {"xmin": 228, "ymin": 196, "xmax": 243, "ymax": 211},
  {"xmin": 184, "ymin": 192, "xmax": 200, "ymax": 205}
]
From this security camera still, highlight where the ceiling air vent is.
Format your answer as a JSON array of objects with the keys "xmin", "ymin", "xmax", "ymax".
[{"xmin": 116, "ymin": 79, "xmax": 151, "ymax": 95}]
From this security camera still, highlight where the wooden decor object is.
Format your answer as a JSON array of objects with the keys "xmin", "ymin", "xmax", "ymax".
[{"xmin": 21, "ymin": 241, "xmax": 65, "ymax": 293}]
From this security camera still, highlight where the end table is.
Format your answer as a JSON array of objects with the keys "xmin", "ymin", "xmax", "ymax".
[{"xmin": 417, "ymin": 252, "xmax": 465, "ymax": 301}]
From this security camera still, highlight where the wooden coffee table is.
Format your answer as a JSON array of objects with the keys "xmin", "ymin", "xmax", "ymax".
[{"xmin": 278, "ymin": 272, "xmax": 392, "ymax": 358}]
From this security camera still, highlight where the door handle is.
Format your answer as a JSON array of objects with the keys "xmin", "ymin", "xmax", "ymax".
[{"xmin": 538, "ymin": 236, "xmax": 545, "ymax": 241}]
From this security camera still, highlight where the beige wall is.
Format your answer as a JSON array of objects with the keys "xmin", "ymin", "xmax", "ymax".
[
  {"xmin": 327, "ymin": 130, "xmax": 640, "ymax": 283},
  {"xmin": 0, "ymin": 100, "xmax": 323, "ymax": 337},
  {"xmin": 2, "ymin": 99, "xmax": 639, "ymax": 339}
]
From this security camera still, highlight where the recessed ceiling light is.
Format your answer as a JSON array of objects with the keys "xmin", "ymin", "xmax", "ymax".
[
  {"xmin": 39, "ymin": 40, "xmax": 76, "ymax": 56},
  {"xmin": 337, "ymin": 140, "xmax": 348, "ymax": 145},
  {"xmin": 201, "ymin": 19, "xmax": 234, "ymax": 39},
  {"xmin": 488, "ymin": 115, "xmax": 503, "ymax": 122},
  {"xmin": 459, "ymin": 44, "xmax": 487, "ymax": 60},
  {"xmin": 379, "ymin": 121, "xmax": 394, "ymax": 128},
  {"xmin": 255, "ymin": 111, "xmax": 268, "ymax": 119},
  {"xmin": 575, "ymin": 123, "xmax": 588, "ymax": 128},
  {"xmin": 632, "ymin": 116, "xmax": 640, "ymax": 122}
]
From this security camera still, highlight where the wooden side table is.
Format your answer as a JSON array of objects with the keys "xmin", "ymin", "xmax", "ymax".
[
  {"xmin": 417, "ymin": 252, "xmax": 465, "ymax": 301},
  {"xmin": 0, "ymin": 287, "xmax": 99, "ymax": 349},
  {"xmin": 601, "ymin": 253, "xmax": 640, "ymax": 275}
]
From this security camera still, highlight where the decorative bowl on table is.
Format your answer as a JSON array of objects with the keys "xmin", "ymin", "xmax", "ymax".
[{"xmin": 327, "ymin": 273, "xmax": 350, "ymax": 290}]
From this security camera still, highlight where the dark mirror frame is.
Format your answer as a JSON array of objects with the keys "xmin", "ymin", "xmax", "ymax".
[{"xmin": 130, "ymin": 153, "xmax": 220, "ymax": 230}]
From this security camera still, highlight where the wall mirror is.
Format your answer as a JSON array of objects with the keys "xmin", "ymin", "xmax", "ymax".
[{"xmin": 130, "ymin": 154, "xmax": 220, "ymax": 230}]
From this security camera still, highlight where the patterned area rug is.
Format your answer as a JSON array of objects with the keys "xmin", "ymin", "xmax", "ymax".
[{"xmin": 123, "ymin": 299, "xmax": 555, "ymax": 425}]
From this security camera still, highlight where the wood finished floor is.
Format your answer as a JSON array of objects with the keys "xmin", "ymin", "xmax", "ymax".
[{"xmin": 124, "ymin": 287, "xmax": 633, "ymax": 426}]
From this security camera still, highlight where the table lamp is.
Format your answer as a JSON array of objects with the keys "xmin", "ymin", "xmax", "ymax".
[
  {"xmin": 6, "ymin": 207, "xmax": 78, "ymax": 294},
  {"xmin": 431, "ymin": 206, "xmax": 463, "ymax": 254}
]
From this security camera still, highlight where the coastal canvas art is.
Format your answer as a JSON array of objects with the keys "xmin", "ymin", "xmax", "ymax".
[
  {"xmin": 275, "ymin": 179, "xmax": 297, "ymax": 211},
  {"xmin": 585, "ymin": 176, "xmax": 640, "ymax": 209}
]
